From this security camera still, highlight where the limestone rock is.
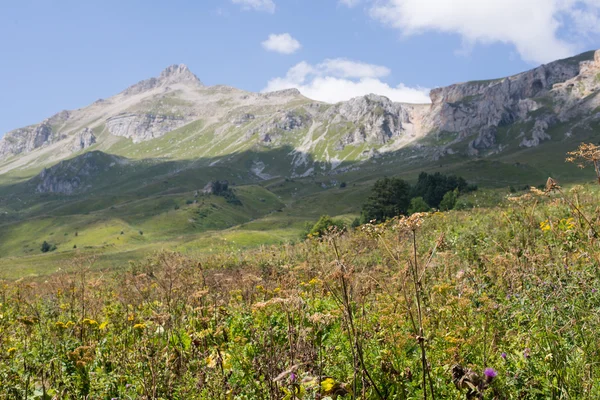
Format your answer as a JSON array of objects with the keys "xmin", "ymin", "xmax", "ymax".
[
  {"xmin": 106, "ymin": 113, "xmax": 188, "ymax": 143},
  {"xmin": 71, "ymin": 128, "xmax": 96, "ymax": 152}
]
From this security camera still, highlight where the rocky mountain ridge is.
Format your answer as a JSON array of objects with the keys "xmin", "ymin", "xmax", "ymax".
[{"xmin": 1, "ymin": 50, "xmax": 599, "ymax": 181}]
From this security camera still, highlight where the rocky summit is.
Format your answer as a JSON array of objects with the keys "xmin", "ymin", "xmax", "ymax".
[{"xmin": 0, "ymin": 50, "xmax": 599, "ymax": 180}]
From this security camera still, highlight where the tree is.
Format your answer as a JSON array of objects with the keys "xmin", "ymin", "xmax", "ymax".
[
  {"xmin": 361, "ymin": 177, "xmax": 412, "ymax": 223},
  {"xmin": 411, "ymin": 172, "xmax": 470, "ymax": 208},
  {"xmin": 41, "ymin": 241, "xmax": 56, "ymax": 253},
  {"xmin": 408, "ymin": 197, "xmax": 431, "ymax": 214},
  {"xmin": 439, "ymin": 189, "xmax": 459, "ymax": 211}
]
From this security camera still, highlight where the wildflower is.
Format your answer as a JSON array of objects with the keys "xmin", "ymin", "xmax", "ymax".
[
  {"xmin": 65, "ymin": 321, "xmax": 75, "ymax": 328},
  {"xmin": 133, "ymin": 323, "xmax": 146, "ymax": 331},
  {"xmin": 484, "ymin": 368, "xmax": 497, "ymax": 382},
  {"xmin": 523, "ymin": 348, "xmax": 530, "ymax": 358},
  {"xmin": 545, "ymin": 353, "xmax": 553, "ymax": 362},
  {"xmin": 290, "ymin": 372, "xmax": 297, "ymax": 383},
  {"xmin": 55, "ymin": 321, "xmax": 66, "ymax": 329},
  {"xmin": 7, "ymin": 347, "xmax": 16, "ymax": 356},
  {"xmin": 593, "ymin": 289, "xmax": 597, "ymax": 293},
  {"xmin": 501, "ymin": 352, "xmax": 507, "ymax": 359},
  {"xmin": 539, "ymin": 220, "xmax": 551, "ymax": 232},
  {"xmin": 99, "ymin": 321, "xmax": 109, "ymax": 330},
  {"xmin": 82, "ymin": 318, "xmax": 98, "ymax": 327}
]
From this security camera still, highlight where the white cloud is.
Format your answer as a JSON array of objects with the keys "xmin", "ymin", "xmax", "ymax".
[
  {"xmin": 231, "ymin": 0, "xmax": 275, "ymax": 13},
  {"xmin": 262, "ymin": 33, "xmax": 302, "ymax": 54},
  {"xmin": 263, "ymin": 58, "xmax": 430, "ymax": 104},
  {"xmin": 369, "ymin": 0, "xmax": 600, "ymax": 64},
  {"xmin": 339, "ymin": 0, "xmax": 361, "ymax": 7}
]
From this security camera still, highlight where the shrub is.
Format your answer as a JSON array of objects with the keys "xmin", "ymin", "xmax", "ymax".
[
  {"xmin": 308, "ymin": 215, "xmax": 345, "ymax": 237},
  {"xmin": 439, "ymin": 188, "xmax": 459, "ymax": 211}
]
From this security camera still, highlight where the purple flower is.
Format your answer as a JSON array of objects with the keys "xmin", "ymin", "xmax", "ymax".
[
  {"xmin": 290, "ymin": 372, "xmax": 297, "ymax": 383},
  {"xmin": 484, "ymin": 368, "xmax": 497, "ymax": 381},
  {"xmin": 501, "ymin": 352, "xmax": 507, "ymax": 359},
  {"xmin": 593, "ymin": 288, "xmax": 597, "ymax": 293},
  {"xmin": 523, "ymin": 348, "xmax": 530, "ymax": 358},
  {"xmin": 125, "ymin": 384, "xmax": 132, "ymax": 389}
]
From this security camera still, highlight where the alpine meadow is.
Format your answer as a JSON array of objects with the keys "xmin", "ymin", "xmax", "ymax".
[{"xmin": 3, "ymin": 2, "xmax": 600, "ymax": 398}]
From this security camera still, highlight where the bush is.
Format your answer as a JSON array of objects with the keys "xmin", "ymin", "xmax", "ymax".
[
  {"xmin": 308, "ymin": 215, "xmax": 346, "ymax": 237},
  {"xmin": 439, "ymin": 189, "xmax": 459, "ymax": 211}
]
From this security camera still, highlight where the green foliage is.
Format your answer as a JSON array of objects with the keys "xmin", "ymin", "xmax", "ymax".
[
  {"xmin": 412, "ymin": 172, "xmax": 473, "ymax": 208},
  {"xmin": 439, "ymin": 188, "xmax": 459, "ymax": 211},
  {"xmin": 408, "ymin": 196, "xmax": 431, "ymax": 214},
  {"xmin": 40, "ymin": 241, "xmax": 56, "ymax": 253},
  {"xmin": 307, "ymin": 215, "xmax": 345, "ymax": 237},
  {"xmin": 206, "ymin": 181, "xmax": 242, "ymax": 206},
  {"xmin": 361, "ymin": 177, "xmax": 411, "ymax": 223}
]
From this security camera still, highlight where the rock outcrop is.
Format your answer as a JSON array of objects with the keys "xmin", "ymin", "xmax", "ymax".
[
  {"xmin": 123, "ymin": 64, "xmax": 203, "ymax": 96},
  {"xmin": 327, "ymin": 95, "xmax": 418, "ymax": 147},
  {"xmin": 71, "ymin": 128, "xmax": 96, "ymax": 152},
  {"xmin": 34, "ymin": 151, "xmax": 124, "ymax": 194},
  {"xmin": 106, "ymin": 113, "xmax": 189, "ymax": 143}
]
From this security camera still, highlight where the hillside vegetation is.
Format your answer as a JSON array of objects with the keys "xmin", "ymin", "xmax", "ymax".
[{"xmin": 1, "ymin": 165, "xmax": 600, "ymax": 398}]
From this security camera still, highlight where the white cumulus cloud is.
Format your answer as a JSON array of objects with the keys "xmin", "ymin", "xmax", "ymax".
[
  {"xmin": 231, "ymin": 0, "xmax": 275, "ymax": 13},
  {"xmin": 369, "ymin": 0, "xmax": 600, "ymax": 64},
  {"xmin": 262, "ymin": 33, "xmax": 302, "ymax": 54},
  {"xmin": 263, "ymin": 58, "xmax": 431, "ymax": 104}
]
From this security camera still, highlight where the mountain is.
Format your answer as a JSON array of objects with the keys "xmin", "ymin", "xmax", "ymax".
[
  {"xmin": 1, "ymin": 51, "xmax": 600, "ymax": 274},
  {"xmin": 2, "ymin": 51, "xmax": 600, "ymax": 182}
]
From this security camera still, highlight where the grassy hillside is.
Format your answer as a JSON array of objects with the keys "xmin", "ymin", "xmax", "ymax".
[
  {"xmin": 1, "ymin": 126, "xmax": 599, "ymax": 278},
  {"xmin": 1, "ymin": 181, "xmax": 600, "ymax": 398}
]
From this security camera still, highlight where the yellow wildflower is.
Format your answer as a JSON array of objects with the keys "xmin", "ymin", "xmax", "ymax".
[
  {"xmin": 82, "ymin": 318, "xmax": 98, "ymax": 326},
  {"xmin": 133, "ymin": 323, "xmax": 146, "ymax": 331}
]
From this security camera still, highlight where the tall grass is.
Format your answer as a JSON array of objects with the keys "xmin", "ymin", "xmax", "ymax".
[{"xmin": 1, "ymin": 180, "xmax": 600, "ymax": 398}]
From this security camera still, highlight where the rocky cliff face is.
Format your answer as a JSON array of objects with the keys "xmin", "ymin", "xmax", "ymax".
[
  {"xmin": 423, "ymin": 50, "xmax": 600, "ymax": 155},
  {"xmin": 327, "ymin": 95, "xmax": 420, "ymax": 147},
  {"xmin": 106, "ymin": 113, "xmax": 189, "ymax": 143}
]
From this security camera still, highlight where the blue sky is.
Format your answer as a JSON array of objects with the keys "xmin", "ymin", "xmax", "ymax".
[{"xmin": 1, "ymin": 0, "xmax": 600, "ymax": 136}]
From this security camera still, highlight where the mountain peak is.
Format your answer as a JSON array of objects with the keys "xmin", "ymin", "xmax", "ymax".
[
  {"xmin": 123, "ymin": 64, "xmax": 202, "ymax": 96},
  {"xmin": 159, "ymin": 64, "xmax": 202, "ymax": 85}
]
